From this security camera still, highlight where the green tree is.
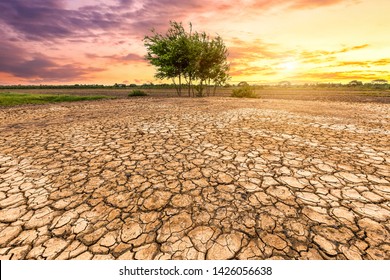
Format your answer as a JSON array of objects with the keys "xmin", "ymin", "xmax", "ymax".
[
  {"xmin": 144, "ymin": 21, "xmax": 189, "ymax": 96},
  {"xmin": 144, "ymin": 21, "xmax": 229, "ymax": 97},
  {"xmin": 203, "ymin": 35, "xmax": 229, "ymax": 96}
]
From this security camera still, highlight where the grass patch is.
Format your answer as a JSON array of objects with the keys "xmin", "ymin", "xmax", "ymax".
[
  {"xmin": 0, "ymin": 92, "xmax": 112, "ymax": 107},
  {"xmin": 128, "ymin": 90, "xmax": 148, "ymax": 97}
]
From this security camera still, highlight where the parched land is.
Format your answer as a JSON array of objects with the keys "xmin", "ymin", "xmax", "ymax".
[{"xmin": 0, "ymin": 91, "xmax": 389, "ymax": 260}]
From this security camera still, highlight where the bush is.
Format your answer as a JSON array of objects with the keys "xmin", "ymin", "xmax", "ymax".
[
  {"xmin": 231, "ymin": 85, "xmax": 258, "ymax": 98},
  {"xmin": 128, "ymin": 90, "xmax": 148, "ymax": 97}
]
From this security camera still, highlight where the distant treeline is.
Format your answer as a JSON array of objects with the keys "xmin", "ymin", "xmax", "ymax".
[
  {"xmin": 300, "ymin": 83, "xmax": 390, "ymax": 89},
  {"xmin": 0, "ymin": 84, "xmax": 107, "ymax": 89},
  {"xmin": 0, "ymin": 83, "xmax": 176, "ymax": 89},
  {"xmin": 0, "ymin": 82, "xmax": 388, "ymax": 90},
  {"xmin": 0, "ymin": 83, "xmax": 230, "ymax": 90}
]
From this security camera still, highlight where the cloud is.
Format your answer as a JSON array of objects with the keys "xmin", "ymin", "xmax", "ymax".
[
  {"xmin": 337, "ymin": 61, "xmax": 371, "ymax": 67},
  {"xmin": 228, "ymin": 39, "xmax": 283, "ymax": 60},
  {"xmin": 222, "ymin": 0, "xmax": 354, "ymax": 10},
  {"xmin": 372, "ymin": 58, "xmax": 390, "ymax": 66},
  {"xmin": 0, "ymin": 0, "xmax": 209, "ymax": 45},
  {"xmin": 294, "ymin": 44, "xmax": 387, "ymax": 71},
  {"xmin": 229, "ymin": 66, "xmax": 277, "ymax": 77},
  {"xmin": 289, "ymin": 0, "xmax": 349, "ymax": 9},
  {"xmin": 0, "ymin": 0, "xmax": 120, "ymax": 40},
  {"xmin": 338, "ymin": 44, "xmax": 369, "ymax": 53},
  {"xmin": 86, "ymin": 52, "xmax": 145, "ymax": 64},
  {"xmin": 227, "ymin": 39, "xmax": 287, "ymax": 78},
  {"xmin": 0, "ymin": 0, "xmax": 70, "ymax": 40},
  {"xmin": 336, "ymin": 58, "xmax": 390, "ymax": 67},
  {"xmin": 121, "ymin": 53, "xmax": 145, "ymax": 62},
  {"xmin": 0, "ymin": 40, "xmax": 104, "ymax": 82},
  {"xmin": 292, "ymin": 70, "xmax": 388, "ymax": 81},
  {"xmin": 0, "ymin": 0, "xmax": 358, "ymax": 42},
  {"xmin": 300, "ymin": 44, "xmax": 369, "ymax": 58},
  {"xmin": 227, "ymin": 38, "xmax": 309, "ymax": 79},
  {"xmin": 244, "ymin": 0, "xmax": 356, "ymax": 10},
  {"xmin": 228, "ymin": 41, "xmax": 376, "ymax": 81},
  {"xmin": 296, "ymin": 44, "xmax": 370, "ymax": 66}
]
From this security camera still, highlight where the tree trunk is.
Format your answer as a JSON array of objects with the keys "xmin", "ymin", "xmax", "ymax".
[
  {"xmin": 188, "ymin": 73, "xmax": 192, "ymax": 97},
  {"xmin": 178, "ymin": 73, "xmax": 182, "ymax": 96},
  {"xmin": 208, "ymin": 78, "xmax": 212, "ymax": 96},
  {"xmin": 172, "ymin": 78, "xmax": 180, "ymax": 96},
  {"xmin": 198, "ymin": 80, "xmax": 204, "ymax": 97}
]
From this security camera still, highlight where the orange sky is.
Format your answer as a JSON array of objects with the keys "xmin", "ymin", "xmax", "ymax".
[{"xmin": 0, "ymin": 0, "xmax": 389, "ymax": 85}]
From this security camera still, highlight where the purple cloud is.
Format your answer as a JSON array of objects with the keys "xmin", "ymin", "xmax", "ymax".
[
  {"xmin": 0, "ymin": 0, "xmax": 120, "ymax": 40},
  {"xmin": 86, "ymin": 52, "xmax": 145, "ymax": 64},
  {"xmin": 0, "ymin": 0, "xmax": 219, "ymax": 41},
  {"xmin": 0, "ymin": 40, "xmax": 104, "ymax": 82},
  {"xmin": 0, "ymin": 0, "xmax": 355, "ymax": 41}
]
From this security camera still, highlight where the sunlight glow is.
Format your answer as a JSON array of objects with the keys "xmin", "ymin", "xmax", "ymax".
[{"xmin": 280, "ymin": 61, "xmax": 298, "ymax": 72}]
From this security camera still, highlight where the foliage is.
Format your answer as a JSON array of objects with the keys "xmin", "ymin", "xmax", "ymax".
[
  {"xmin": 144, "ymin": 21, "xmax": 229, "ymax": 97},
  {"xmin": 231, "ymin": 85, "xmax": 258, "ymax": 98},
  {"xmin": 191, "ymin": 32, "xmax": 229, "ymax": 96},
  {"xmin": 128, "ymin": 90, "xmax": 148, "ymax": 97},
  {"xmin": 0, "ymin": 93, "xmax": 110, "ymax": 106}
]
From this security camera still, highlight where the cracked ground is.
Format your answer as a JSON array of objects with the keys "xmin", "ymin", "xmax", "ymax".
[{"xmin": 0, "ymin": 96, "xmax": 389, "ymax": 260}]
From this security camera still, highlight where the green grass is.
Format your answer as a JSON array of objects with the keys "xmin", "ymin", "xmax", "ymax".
[{"xmin": 0, "ymin": 92, "xmax": 112, "ymax": 106}]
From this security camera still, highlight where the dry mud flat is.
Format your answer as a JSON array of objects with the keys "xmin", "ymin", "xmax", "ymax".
[{"xmin": 0, "ymin": 97, "xmax": 389, "ymax": 260}]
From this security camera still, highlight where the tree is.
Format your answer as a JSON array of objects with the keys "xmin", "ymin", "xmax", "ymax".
[
  {"xmin": 203, "ymin": 35, "xmax": 229, "ymax": 96},
  {"xmin": 191, "ymin": 32, "xmax": 227, "ymax": 97},
  {"xmin": 144, "ymin": 21, "xmax": 229, "ymax": 97},
  {"xmin": 144, "ymin": 21, "xmax": 189, "ymax": 96}
]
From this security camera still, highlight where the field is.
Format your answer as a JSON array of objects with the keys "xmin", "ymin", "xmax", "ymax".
[
  {"xmin": 2, "ymin": 86, "xmax": 390, "ymax": 102},
  {"xmin": 0, "ymin": 92, "xmax": 112, "ymax": 106},
  {"xmin": 0, "ymin": 88, "xmax": 389, "ymax": 260}
]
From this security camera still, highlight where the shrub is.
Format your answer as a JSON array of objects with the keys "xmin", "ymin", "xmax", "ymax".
[
  {"xmin": 128, "ymin": 90, "xmax": 148, "ymax": 97},
  {"xmin": 231, "ymin": 85, "xmax": 258, "ymax": 98}
]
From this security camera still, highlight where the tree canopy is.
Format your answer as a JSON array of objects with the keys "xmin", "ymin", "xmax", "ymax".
[{"xmin": 144, "ymin": 21, "xmax": 229, "ymax": 96}]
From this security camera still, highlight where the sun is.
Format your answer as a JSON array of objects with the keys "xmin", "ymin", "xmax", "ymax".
[{"xmin": 280, "ymin": 61, "xmax": 298, "ymax": 72}]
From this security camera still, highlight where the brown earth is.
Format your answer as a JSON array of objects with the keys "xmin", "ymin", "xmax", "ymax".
[{"xmin": 0, "ymin": 94, "xmax": 389, "ymax": 260}]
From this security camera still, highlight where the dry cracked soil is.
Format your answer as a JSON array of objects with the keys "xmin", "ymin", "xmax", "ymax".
[{"xmin": 0, "ymin": 96, "xmax": 389, "ymax": 260}]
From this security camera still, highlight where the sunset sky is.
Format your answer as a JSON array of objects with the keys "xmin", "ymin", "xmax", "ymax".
[{"xmin": 0, "ymin": 0, "xmax": 389, "ymax": 85}]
